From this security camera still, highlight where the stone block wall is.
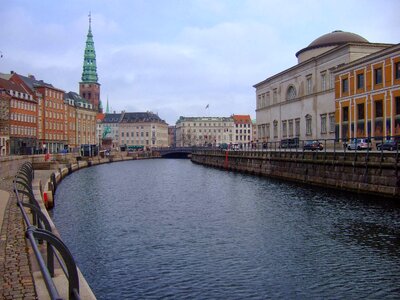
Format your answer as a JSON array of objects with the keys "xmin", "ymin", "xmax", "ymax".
[{"xmin": 191, "ymin": 150, "xmax": 400, "ymax": 198}]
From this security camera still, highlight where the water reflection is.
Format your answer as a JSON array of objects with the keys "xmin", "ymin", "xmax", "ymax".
[{"xmin": 53, "ymin": 159, "xmax": 400, "ymax": 299}]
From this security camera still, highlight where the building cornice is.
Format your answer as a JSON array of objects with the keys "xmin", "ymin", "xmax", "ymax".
[{"xmin": 253, "ymin": 42, "xmax": 393, "ymax": 89}]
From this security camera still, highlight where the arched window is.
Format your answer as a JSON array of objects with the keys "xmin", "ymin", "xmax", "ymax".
[{"xmin": 287, "ymin": 85, "xmax": 296, "ymax": 100}]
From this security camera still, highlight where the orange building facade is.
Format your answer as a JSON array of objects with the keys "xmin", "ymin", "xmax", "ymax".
[{"xmin": 335, "ymin": 44, "xmax": 400, "ymax": 142}]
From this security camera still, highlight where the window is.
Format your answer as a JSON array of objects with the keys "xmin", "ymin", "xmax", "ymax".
[
  {"xmin": 321, "ymin": 114, "xmax": 327, "ymax": 134},
  {"xmin": 282, "ymin": 121, "xmax": 287, "ymax": 137},
  {"xmin": 321, "ymin": 72, "xmax": 326, "ymax": 91},
  {"xmin": 356, "ymin": 73, "xmax": 364, "ymax": 89},
  {"xmin": 273, "ymin": 89, "xmax": 277, "ymax": 104},
  {"xmin": 342, "ymin": 107, "xmax": 349, "ymax": 122},
  {"xmin": 395, "ymin": 62, "xmax": 400, "ymax": 79},
  {"xmin": 307, "ymin": 76, "xmax": 312, "ymax": 94},
  {"xmin": 357, "ymin": 103, "xmax": 365, "ymax": 120},
  {"xmin": 396, "ymin": 97, "xmax": 400, "ymax": 115},
  {"xmin": 342, "ymin": 78, "xmax": 348, "ymax": 93},
  {"xmin": 288, "ymin": 120, "xmax": 293, "ymax": 137},
  {"xmin": 287, "ymin": 86, "xmax": 296, "ymax": 100},
  {"xmin": 266, "ymin": 124, "xmax": 270, "ymax": 138},
  {"xmin": 273, "ymin": 120, "xmax": 278, "ymax": 138},
  {"xmin": 375, "ymin": 100, "xmax": 383, "ymax": 118},
  {"xmin": 295, "ymin": 119, "xmax": 300, "ymax": 137},
  {"xmin": 375, "ymin": 68, "xmax": 382, "ymax": 84},
  {"xmin": 329, "ymin": 113, "xmax": 335, "ymax": 132},
  {"xmin": 305, "ymin": 115, "xmax": 312, "ymax": 136}
]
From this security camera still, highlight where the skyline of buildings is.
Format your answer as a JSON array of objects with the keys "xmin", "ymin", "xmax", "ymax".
[{"xmin": 1, "ymin": 16, "xmax": 399, "ymax": 156}]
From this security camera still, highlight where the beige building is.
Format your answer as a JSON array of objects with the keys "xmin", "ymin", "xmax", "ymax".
[
  {"xmin": 175, "ymin": 116, "xmax": 234, "ymax": 147},
  {"xmin": 109, "ymin": 112, "xmax": 168, "ymax": 149},
  {"xmin": 254, "ymin": 30, "xmax": 392, "ymax": 144},
  {"xmin": 64, "ymin": 92, "xmax": 97, "ymax": 151}
]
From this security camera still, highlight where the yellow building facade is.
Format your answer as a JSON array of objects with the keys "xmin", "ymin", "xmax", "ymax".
[{"xmin": 335, "ymin": 44, "xmax": 400, "ymax": 142}]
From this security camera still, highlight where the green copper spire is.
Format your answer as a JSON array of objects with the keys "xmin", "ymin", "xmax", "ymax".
[{"xmin": 81, "ymin": 12, "xmax": 98, "ymax": 83}]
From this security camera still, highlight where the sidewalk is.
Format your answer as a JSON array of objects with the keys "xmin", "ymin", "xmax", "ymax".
[{"xmin": 0, "ymin": 176, "xmax": 37, "ymax": 299}]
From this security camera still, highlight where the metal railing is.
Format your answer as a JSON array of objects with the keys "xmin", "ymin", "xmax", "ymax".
[
  {"xmin": 192, "ymin": 136, "xmax": 400, "ymax": 166},
  {"xmin": 13, "ymin": 162, "xmax": 81, "ymax": 300}
]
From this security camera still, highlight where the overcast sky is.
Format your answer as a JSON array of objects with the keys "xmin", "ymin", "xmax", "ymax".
[{"xmin": 0, "ymin": 0, "xmax": 398, "ymax": 124}]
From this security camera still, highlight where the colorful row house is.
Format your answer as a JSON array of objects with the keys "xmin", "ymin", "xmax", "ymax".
[
  {"xmin": 0, "ymin": 77, "xmax": 37, "ymax": 155},
  {"xmin": 0, "ymin": 72, "xmax": 100, "ymax": 156},
  {"xmin": 335, "ymin": 44, "xmax": 400, "ymax": 142},
  {"xmin": 12, "ymin": 73, "xmax": 67, "ymax": 153}
]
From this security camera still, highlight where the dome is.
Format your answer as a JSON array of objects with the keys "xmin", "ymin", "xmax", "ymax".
[{"xmin": 296, "ymin": 30, "xmax": 369, "ymax": 58}]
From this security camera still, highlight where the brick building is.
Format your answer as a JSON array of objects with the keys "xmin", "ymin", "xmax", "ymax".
[
  {"xmin": 12, "ymin": 73, "xmax": 67, "ymax": 153},
  {"xmin": 0, "ymin": 77, "xmax": 38, "ymax": 155}
]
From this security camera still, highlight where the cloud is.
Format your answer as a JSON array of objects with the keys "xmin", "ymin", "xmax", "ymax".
[{"xmin": 1, "ymin": 0, "xmax": 398, "ymax": 125}]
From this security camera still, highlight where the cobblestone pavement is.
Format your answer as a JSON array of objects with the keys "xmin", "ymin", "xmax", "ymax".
[{"xmin": 0, "ymin": 176, "xmax": 37, "ymax": 300}]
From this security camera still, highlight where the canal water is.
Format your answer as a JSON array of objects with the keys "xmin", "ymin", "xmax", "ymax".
[{"xmin": 53, "ymin": 159, "xmax": 400, "ymax": 299}]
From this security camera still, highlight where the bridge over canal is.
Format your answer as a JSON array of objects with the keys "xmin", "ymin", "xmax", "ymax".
[{"xmin": 153, "ymin": 147, "xmax": 197, "ymax": 158}]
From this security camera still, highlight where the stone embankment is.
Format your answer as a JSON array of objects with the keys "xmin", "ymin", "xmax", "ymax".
[
  {"xmin": 191, "ymin": 149, "xmax": 400, "ymax": 198},
  {"xmin": 0, "ymin": 151, "xmax": 159, "ymax": 299}
]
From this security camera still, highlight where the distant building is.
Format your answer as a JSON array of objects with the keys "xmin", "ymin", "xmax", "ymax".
[
  {"xmin": 64, "ymin": 91, "xmax": 97, "ymax": 151},
  {"xmin": 254, "ymin": 30, "xmax": 392, "ymax": 143},
  {"xmin": 232, "ymin": 114, "xmax": 252, "ymax": 146},
  {"xmin": 175, "ymin": 116, "xmax": 234, "ymax": 147},
  {"xmin": 334, "ymin": 43, "xmax": 400, "ymax": 141},
  {"xmin": 101, "ymin": 111, "xmax": 168, "ymax": 149},
  {"xmin": 168, "ymin": 126, "xmax": 176, "ymax": 147},
  {"xmin": 119, "ymin": 112, "xmax": 168, "ymax": 149}
]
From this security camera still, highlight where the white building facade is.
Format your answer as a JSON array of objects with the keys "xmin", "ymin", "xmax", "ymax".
[{"xmin": 175, "ymin": 116, "xmax": 234, "ymax": 147}]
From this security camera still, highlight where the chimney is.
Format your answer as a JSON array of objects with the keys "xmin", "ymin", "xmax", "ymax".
[
  {"xmin": 28, "ymin": 74, "xmax": 35, "ymax": 79},
  {"xmin": 10, "ymin": 71, "xmax": 14, "ymax": 74}
]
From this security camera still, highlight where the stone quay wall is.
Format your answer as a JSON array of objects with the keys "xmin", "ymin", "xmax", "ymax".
[{"xmin": 191, "ymin": 149, "xmax": 400, "ymax": 198}]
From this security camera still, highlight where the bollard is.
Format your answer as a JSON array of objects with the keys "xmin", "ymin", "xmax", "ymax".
[
  {"xmin": 46, "ymin": 190, "xmax": 54, "ymax": 209},
  {"xmin": 43, "ymin": 192, "xmax": 48, "ymax": 208}
]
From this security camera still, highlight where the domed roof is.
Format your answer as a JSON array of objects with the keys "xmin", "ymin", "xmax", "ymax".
[{"xmin": 296, "ymin": 30, "xmax": 369, "ymax": 58}]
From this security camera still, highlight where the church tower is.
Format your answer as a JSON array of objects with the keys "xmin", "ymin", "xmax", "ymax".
[{"xmin": 80, "ymin": 13, "xmax": 102, "ymax": 112}]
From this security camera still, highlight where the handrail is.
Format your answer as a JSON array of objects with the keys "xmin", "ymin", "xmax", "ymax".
[
  {"xmin": 13, "ymin": 162, "xmax": 81, "ymax": 300},
  {"xmin": 189, "ymin": 135, "xmax": 400, "ymax": 157}
]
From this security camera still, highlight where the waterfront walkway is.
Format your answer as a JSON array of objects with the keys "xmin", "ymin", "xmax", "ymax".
[
  {"xmin": 0, "ymin": 174, "xmax": 37, "ymax": 299},
  {"xmin": 0, "ymin": 152, "xmax": 145, "ymax": 299},
  {"xmin": 0, "ymin": 169, "xmax": 70, "ymax": 299}
]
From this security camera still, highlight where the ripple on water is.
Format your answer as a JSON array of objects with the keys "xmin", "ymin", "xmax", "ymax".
[{"xmin": 53, "ymin": 159, "xmax": 400, "ymax": 299}]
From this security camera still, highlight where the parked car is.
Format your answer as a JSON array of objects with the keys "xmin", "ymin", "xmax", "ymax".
[
  {"xmin": 303, "ymin": 140, "xmax": 323, "ymax": 151},
  {"xmin": 376, "ymin": 139, "xmax": 399, "ymax": 151},
  {"xmin": 347, "ymin": 138, "xmax": 371, "ymax": 150},
  {"xmin": 219, "ymin": 143, "xmax": 228, "ymax": 150},
  {"xmin": 280, "ymin": 138, "xmax": 300, "ymax": 149}
]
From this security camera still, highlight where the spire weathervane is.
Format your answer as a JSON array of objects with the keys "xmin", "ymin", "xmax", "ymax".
[{"xmin": 88, "ymin": 11, "xmax": 91, "ymax": 29}]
